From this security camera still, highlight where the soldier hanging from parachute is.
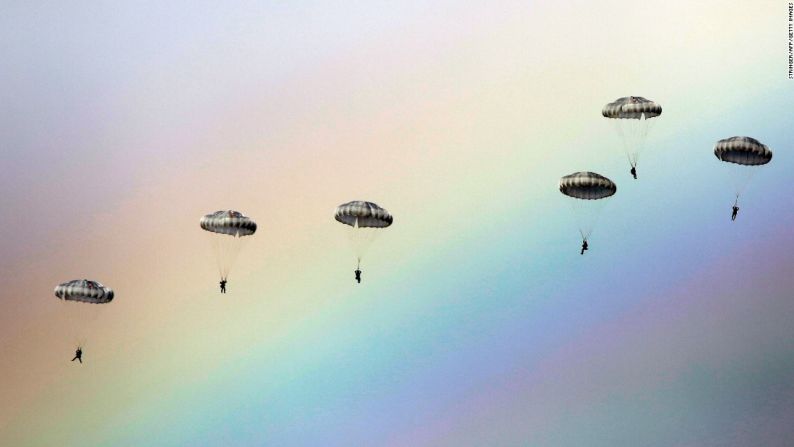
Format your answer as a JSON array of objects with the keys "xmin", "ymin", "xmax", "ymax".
[
  {"xmin": 54, "ymin": 279, "xmax": 114, "ymax": 364},
  {"xmin": 335, "ymin": 201, "xmax": 393, "ymax": 283},
  {"xmin": 559, "ymin": 172, "xmax": 617, "ymax": 255},
  {"xmin": 714, "ymin": 136, "xmax": 772, "ymax": 222},
  {"xmin": 602, "ymin": 96, "xmax": 662, "ymax": 180},
  {"xmin": 200, "ymin": 210, "xmax": 257, "ymax": 293}
]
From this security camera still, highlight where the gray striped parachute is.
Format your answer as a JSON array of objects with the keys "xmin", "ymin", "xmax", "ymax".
[
  {"xmin": 200, "ymin": 210, "xmax": 257, "ymax": 236},
  {"xmin": 602, "ymin": 96, "xmax": 662, "ymax": 173},
  {"xmin": 335, "ymin": 201, "xmax": 392, "ymax": 268},
  {"xmin": 602, "ymin": 96, "xmax": 662, "ymax": 120},
  {"xmin": 559, "ymin": 172, "xmax": 617, "ymax": 200},
  {"xmin": 714, "ymin": 136, "xmax": 772, "ymax": 166},
  {"xmin": 714, "ymin": 136, "xmax": 773, "ymax": 203},
  {"xmin": 54, "ymin": 279, "xmax": 114, "ymax": 304},
  {"xmin": 200, "ymin": 210, "xmax": 257, "ymax": 281},
  {"xmin": 54, "ymin": 279, "xmax": 114, "ymax": 346},
  {"xmin": 560, "ymin": 172, "xmax": 616, "ymax": 240},
  {"xmin": 335, "ymin": 201, "xmax": 394, "ymax": 228}
]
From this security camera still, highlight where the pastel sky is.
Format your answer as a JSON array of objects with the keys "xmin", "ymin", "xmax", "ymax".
[{"xmin": 1, "ymin": 1, "xmax": 792, "ymax": 446}]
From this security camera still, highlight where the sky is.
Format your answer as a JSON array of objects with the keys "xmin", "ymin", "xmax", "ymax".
[{"xmin": 1, "ymin": 1, "xmax": 793, "ymax": 446}]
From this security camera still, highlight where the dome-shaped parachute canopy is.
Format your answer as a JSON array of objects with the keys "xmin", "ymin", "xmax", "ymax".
[
  {"xmin": 559, "ymin": 172, "xmax": 617, "ymax": 200},
  {"xmin": 335, "ymin": 201, "xmax": 393, "ymax": 228},
  {"xmin": 200, "ymin": 210, "xmax": 257, "ymax": 237},
  {"xmin": 602, "ymin": 96, "xmax": 662, "ymax": 119},
  {"xmin": 714, "ymin": 136, "xmax": 773, "ymax": 166},
  {"xmin": 54, "ymin": 279, "xmax": 114, "ymax": 304}
]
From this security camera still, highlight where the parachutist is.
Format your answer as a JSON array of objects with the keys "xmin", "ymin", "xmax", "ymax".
[
  {"xmin": 71, "ymin": 347, "xmax": 82, "ymax": 364},
  {"xmin": 603, "ymin": 96, "xmax": 661, "ymax": 179},
  {"xmin": 560, "ymin": 172, "xmax": 615, "ymax": 257},
  {"xmin": 201, "ymin": 210, "xmax": 257, "ymax": 288},
  {"xmin": 335, "ymin": 201, "xmax": 393, "ymax": 284},
  {"xmin": 54, "ymin": 280, "xmax": 112, "ymax": 362},
  {"xmin": 714, "ymin": 137, "xmax": 772, "ymax": 219}
]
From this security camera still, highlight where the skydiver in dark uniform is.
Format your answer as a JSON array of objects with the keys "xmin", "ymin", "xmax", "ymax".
[
  {"xmin": 355, "ymin": 268, "xmax": 362, "ymax": 283},
  {"xmin": 630, "ymin": 166, "xmax": 637, "ymax": 179},
  {"xmin": 219, "ymin": 279, "xmax": 227, "ymax": 293},
  {"xmin": 580, "ymin": 239, "xmax": 589, "ymax": 255},
  {"xmin": 71, "ymin": 347, "xmax": 82, "ymax": 364},
  {"xmin": 731, "ymin": 204, "xmax": 739, "ymax": 221}
]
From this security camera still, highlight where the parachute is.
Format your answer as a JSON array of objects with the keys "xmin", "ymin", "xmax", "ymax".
[
  {"xmin": 559, "ymin": 172, "xmax": 616, "ymax": 241},
  {"xmin": 55, "ymin": 279, "xmax": 114, "ymax": 304},
  {"xmin": 335, "ymin": 201, "xmax": 392, "ymax": 270},
  {"xmin": 54, "ymin": 279, "xmax": 114, "ymax": 346},
  {"xmin": 200, "ymin": 210, "xmax": 257, "ymax": 281},
  {"xmin": 602, "ymin": 96, "xmax": 662, "ymax": 175},
  {"xmin": 714, "ymin": 136, "xmax": 772, "ymax": 205},
  {"xmin": 714, "ymin": 136, "xmax": 772, "ymax": 166}
]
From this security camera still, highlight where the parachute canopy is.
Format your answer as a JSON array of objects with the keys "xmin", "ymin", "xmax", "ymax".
[
  {"xmin": 54, "ymin": 279, "xmax": 114, "ymax": 304},
  {"xmin": 602, "ymin": 96, "xmax": 662, "ymax": 119},
  {"xmin": 714, "ymin": 136, "xmax": 772, "ymax": 166},
  {"xmin": 200, "ymin": 210, "xmax": 257, "ymax": 237},
  {"xmin": 335, "ymin": 201, "xmax": 393, "ymax": 228},
  {"xmin": 559, "ymin": 172, "xmax": 617, "ymax": 200}
]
